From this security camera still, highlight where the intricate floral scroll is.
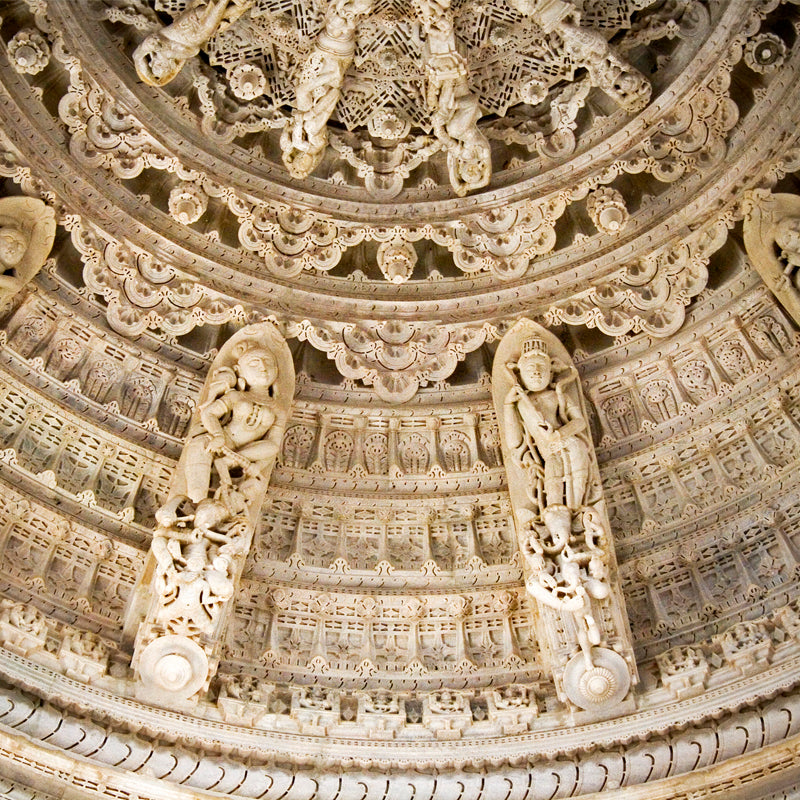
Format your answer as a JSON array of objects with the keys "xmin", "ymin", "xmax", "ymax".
[
  {"xmin": 131, "ymin": 322, "xmax": 294, "ymax": 703},
  {"xmin": 492, "ymin": 319, "xmax": 636, "ymax": 713}
]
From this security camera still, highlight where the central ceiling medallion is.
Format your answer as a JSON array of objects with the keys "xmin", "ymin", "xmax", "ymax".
[{"xmin": 133, "ymin": 0, "xmax": 651, "ymax": 194}]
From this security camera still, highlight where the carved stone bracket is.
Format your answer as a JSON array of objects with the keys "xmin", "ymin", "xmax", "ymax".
[
  {"xmin": 128, "ymin": 322, "xmax": 294, "ymax": 704},
  {"xmin": 292, "ymin": 319, "xmax": 493, "ymax": 403},
  {"xmin": 492, "ymin": 318, "xmax": 637, "ymax": 713}
]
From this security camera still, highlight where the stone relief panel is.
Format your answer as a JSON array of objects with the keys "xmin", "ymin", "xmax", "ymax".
[
  {"xmin": 493, "ymin": 319, "xmax": 636, "ymax": 712},
  {"xmin": 131, "ymin": 322, "xmax": 294, "ymax": 703}
]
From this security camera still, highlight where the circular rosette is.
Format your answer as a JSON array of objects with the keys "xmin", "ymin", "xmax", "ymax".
[
  {"xmin": 139, "ymin": 635, "xmax": 209, "ymax": 700},
  {"xmin": 563, "ymin": 647, "xmax": 631, "ymax": 712}
]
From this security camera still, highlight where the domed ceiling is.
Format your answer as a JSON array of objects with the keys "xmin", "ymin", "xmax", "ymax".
[{"xmin": 0, "ymin": 0, "xmax": 800, "ymax": 798}]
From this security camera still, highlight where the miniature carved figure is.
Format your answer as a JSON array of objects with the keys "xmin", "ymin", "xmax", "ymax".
[
  {"xmin": 149, "ymin": 496, "xmax": 244, "ymax": 637},
  {"xmin": 0, "ymin": 197, "xmax": 56, "ymax": 302},
  {"xmin": 133, "ymin": 0, "xmax": 254, "ymax": 86},
  {"xmin": 509, "ymin": 0, "xmax": 650, "ymax": 112},
  {"xmin": 775, "ymin": 216, "xmax": 800, "ymax": 287},
  {"xmin": 560, "ymin": 23, "xmax": 651, "ymax": 112},
  {"xmin": 281, "ymin": 0, "xmax": 372, "ymax": 177}
]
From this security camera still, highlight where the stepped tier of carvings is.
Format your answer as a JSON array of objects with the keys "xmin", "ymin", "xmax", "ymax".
[
  {"xmin": 0, "ymin": 295, "xmax": 204, "ymax": 456},
  {"xmin": 0, "ymin": 593, "xmax": 799, "ymax": 781},
  {"xmin": 250, "ymin": 493, "xmax": 519, "ymax": 585},
  {"xmin": 588, "ymin": 283, "xmax": 800, "ymax": 460},
  {"xmin": 0, "ymin": 0, "xmax": 797, "ymax": 388},
  {"xmin": 0, "ymin": 481, "xmax": 141, "ymax": 643},
  {"xmin": 226, "ymin": 585, "xmax": 542, "ymax": 691},
  {"xmin": 0, "ymin": 362, "xmax": 174, "ymax": 530}
]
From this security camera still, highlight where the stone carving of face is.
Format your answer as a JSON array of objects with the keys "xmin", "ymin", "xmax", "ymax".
[
  {"xmin": 0, "ymin": 225, "xmax": 27, "ymax": 269},
  {"xmin": 134, "ymin": 36, "xmax": 186, "ymax": 86},
  {"xmin": 237, "ymin": 347, "xmax": 277, "ymax": 388},
  {"xmin": 459, "ymin": 147, "xmax": 490, "ymax": 186},
  {"xmin": 518, "ymin": 352, "xmax": 552, "ymax": 393},
  {"xmin": 776, "ymin": 216, "xmax": 800, "ymax": 254}
]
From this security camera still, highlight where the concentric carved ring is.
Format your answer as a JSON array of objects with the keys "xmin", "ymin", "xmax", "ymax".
[
  {"xmin": 563, "ymin": 648, "xmax": 631, "ymax": 711},
  {"xmin": 139, "ymin": 635, "xmax": 209, "ymax": 699}
]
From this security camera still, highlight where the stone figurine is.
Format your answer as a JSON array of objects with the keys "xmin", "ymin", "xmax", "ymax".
[
  {"xmin": 503, "ymin": 334, "xmax": 592, "ymax": 536},
  {"xmin": 132, "ymin": 323, "xmax": 294, "ymax": 703},
  {"xmin": 133, "ymin": 0, "xmax": 254, "ymax": 86},
  {"xmin": 493, "ymin": 319, "xmax": 636, "ymax": 712},
  {"xmin": 419, "ymin": 0, "xmax": 491, "ymax": 196},
  {"xmin": 0, "ymin": 197, "xmax": 56, "ymax": 302}
]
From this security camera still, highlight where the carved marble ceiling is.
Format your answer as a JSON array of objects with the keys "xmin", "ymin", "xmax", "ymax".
[{"xmin": 1, "ymin": 0, "xmax": 800, "ymax": 798}]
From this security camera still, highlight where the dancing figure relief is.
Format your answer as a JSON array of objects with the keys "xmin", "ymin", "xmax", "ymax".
[
  {"xmin": 133, "ymin": 325, "xmax": 293, "ymax": 701},
  {"xmin": 178, "ymin": 340, "xmax": 283, "ymax": 507}
]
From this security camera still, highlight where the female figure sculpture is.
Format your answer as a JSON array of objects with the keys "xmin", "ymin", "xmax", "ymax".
[
  {"xmin": 503, "ymin": 334, "xmax": 591, "ymax": 545},
  {"xmin": 176, "ymin": 340, "xmax": 284, "ymax": 507},
  {"xmin": 132, "ymin": 324, "xmax": 294, "ymax": 703}
]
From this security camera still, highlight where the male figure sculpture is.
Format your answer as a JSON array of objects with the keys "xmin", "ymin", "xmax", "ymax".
[{"xmin": 503, "ymin": 334, "xmax": 591, "ymax": 546}]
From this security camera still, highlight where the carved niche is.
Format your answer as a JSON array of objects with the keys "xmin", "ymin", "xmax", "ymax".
[
  {"xmin": 129, "ymin": 321, "xmax": 294, "ymax": 704},
  {"xmin": 492, "ymin": 318, "xmax": 636, "ymax": 713}
]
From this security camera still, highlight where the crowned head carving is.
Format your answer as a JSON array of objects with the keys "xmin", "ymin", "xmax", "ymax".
[
  {"xmin": 516, "ymin": 335, "xmax": 553, "ymax": 393},
  {"xmin": 230, "ymin": 340, "xmax": 279, "ymax": 390}
]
